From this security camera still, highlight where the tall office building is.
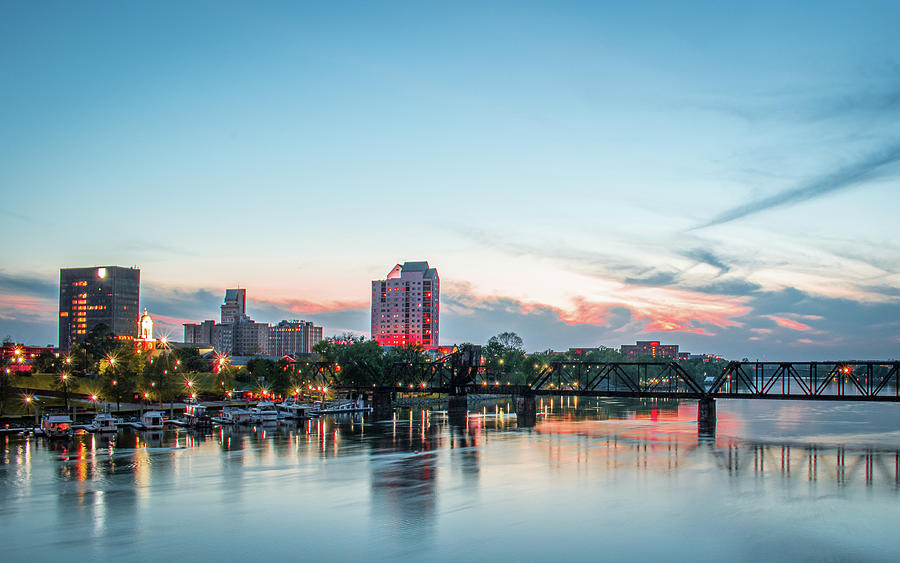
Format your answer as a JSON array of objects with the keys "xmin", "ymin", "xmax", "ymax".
[
  {"xmin": 58, "ymin": 266, "xmax": 141, "ymax": 352},
  {"xmin": 220, "ymin": 288, "xmax": 246, "ymax": 324},
  {"xmin": 371, "ymin": 261, "xmax": 439, "ymax": 348},
  {"xmin": 269, "ymin": 320, "xmax": 324, "ymax": 356}
]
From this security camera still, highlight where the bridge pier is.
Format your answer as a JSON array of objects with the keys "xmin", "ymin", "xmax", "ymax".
[
  {"xmin": 448, "ymin": 394, "xmax": 468, "ymax": 425},
  {"xmin": 698, "ymin": 397, "xmax": 716, "ymax": 434},
  {"xmin": 372, "ymin": 389, "xmax": 393, "ymax": 420},
  {"xmin": 516, "ymin": 394, "xmax": 537, "ymax": 427}
]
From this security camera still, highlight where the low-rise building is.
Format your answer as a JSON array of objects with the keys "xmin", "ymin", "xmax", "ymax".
[
  {"xmin": 269, "ymin": 320, "xmax": 323, "ymax": 356},
  {"xmin": 620, "ymin": 340, "xmax": 679, "ymax": 360}
]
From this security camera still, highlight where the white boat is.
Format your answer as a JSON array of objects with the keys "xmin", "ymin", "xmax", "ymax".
[
  {"xmin": 317, "ymin": 397, "xmax": 372, "ymax": 414},
  {"xmin": 249, "ymin": 401, "xmax": 278, "ymax": 424},
  {"xmin": 276, "ymin": 399, "xmax": 319, "ymax": 420},
  {"xmin": 87, "ymin": 412, "xmax": 121, "ymax": 433},
  {"xmin": 183, "ymin": 404, "xmax": 213, "ymax": 428},
  {"xmin": 40, "ymin": 413, "xmax": 74, "ymax": 438},
  {"xmin": 215, "ymin": 406, "xmax": 252, "ymax": 425},
  {"xmin": 141, "ymin": 411, "xmax": 165, "ymax": 430}
]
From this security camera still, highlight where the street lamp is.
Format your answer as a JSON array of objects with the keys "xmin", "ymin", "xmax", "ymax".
[{"xmin": 60, "ymin": 372, "xmax": 70, "ymax": 410}]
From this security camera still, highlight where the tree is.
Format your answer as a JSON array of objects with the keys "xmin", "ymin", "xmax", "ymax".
[
  {"xmin": 32, "ymin": 350, "xmax": 60, "ymax": 374},
  {"xmin": 214, "ymin": 364, "xmax": 238, "ymax": 397},
  {"xmin": 51, "ymin": 371, "xmax": 73, "ymax": 410},
  {"xmin": 267, "ymin": 358, "xmax": 294, "ymax": 397},
  {"xmin": 490, "ymin": 332, "xmax": 525, "ymax": 351},
  {"xmin": 144, "ymin": 351, "xmax": 182, "ymax": 416},
  {"xmin": 315, "ymin": 335, "xmax": 387, "ymax": 387},
  {"xmin": 484, "ymin": 332, "xmax": 526, "ymax": 382},
  {"xmin": 83, "ymin": 323, "xmax": 119, "ymax": 364},
  {"xmin": 67, "ymin": 343, "xmax": 91, "ymax": 377},
  {"xmin": 173, "ymin": 347, "xmax": 210, "ymax": 372},
  {"xmin": 100, "ymin": 344, "xmax": 142, "ymax": 412},
  {"xmin": 384, "ymin": 344, "xmax": 428, "ymax": 386},
  {"xmin": 0, "ymin": 360, "xmax": 14, "ymax": 415}
]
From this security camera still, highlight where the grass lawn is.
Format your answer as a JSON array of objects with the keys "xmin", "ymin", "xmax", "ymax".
[{"xmin": 14, "ymin": 372, "xmax": 226, "ymax": 395}]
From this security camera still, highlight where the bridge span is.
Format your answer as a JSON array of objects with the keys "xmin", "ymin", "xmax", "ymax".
[{"xmin": 313, "ymin": 353, "xmax": 900, "ymax": 430}]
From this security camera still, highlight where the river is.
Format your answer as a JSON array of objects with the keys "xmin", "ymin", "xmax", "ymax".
[{"xmin": 2, "ymin": 397, "xmax": 900, "ymax": 562}]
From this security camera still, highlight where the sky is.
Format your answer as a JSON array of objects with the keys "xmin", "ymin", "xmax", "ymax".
[{"xmin": 1, "ymin": 1, "xmax": 899, "ymax": 360}]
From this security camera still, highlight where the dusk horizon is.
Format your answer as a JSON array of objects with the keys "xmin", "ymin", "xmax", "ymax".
[{"xmin": 3, "ymin": 1, "xmax": 899, "ymax": 360}]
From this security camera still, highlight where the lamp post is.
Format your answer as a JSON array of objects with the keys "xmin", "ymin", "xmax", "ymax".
[
  {"xmin": 24, "ymin": 395, "xmax": 37, "ymax": 427},
  {"xmin": 60, "ymin": 372, "xmax": 70, "ymax": 410}
]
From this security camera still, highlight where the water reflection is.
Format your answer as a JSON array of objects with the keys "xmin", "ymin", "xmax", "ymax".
[{"xmin": 2, "ymin": 398, "xmax": 900, "ymax": 561}]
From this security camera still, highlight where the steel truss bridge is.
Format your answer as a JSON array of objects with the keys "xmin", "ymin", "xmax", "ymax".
[{"xmin": 313, "ymin": 358, "xmax": 900, "ymax": 402}]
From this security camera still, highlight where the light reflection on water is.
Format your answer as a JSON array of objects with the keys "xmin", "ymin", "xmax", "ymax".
[{"xmin": 2, "ymin": 398, "xmax": 900, "ymax": 562}]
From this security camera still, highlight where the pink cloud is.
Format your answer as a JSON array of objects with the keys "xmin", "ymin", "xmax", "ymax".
[
  {"xmin": 444, "ymin": 283, "xmax": 749, "ymax": 336},
  {"xmin": 767, "ymin": 315, "xmax": 811, "ymax": 331},
  {"xmin": 278, "ymin": 298, "xmax": 368, "ymax": 314},
  {"xmin": 645, "ymin": 320, "xmax": 706, "ymax": 334},
  {"xmin": 0, "ymin": 294, "xmax": 57, "ymax": 321}
]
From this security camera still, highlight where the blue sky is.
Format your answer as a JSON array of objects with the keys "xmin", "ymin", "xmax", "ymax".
[{"xmin": 2, "ymin": 1, "xmax": 899, "ymax": 359}]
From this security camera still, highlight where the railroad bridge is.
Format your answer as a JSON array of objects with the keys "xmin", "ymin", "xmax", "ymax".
[{"xmin": 311, "ymin": 346, "xmax": 900, "ymax": 430}]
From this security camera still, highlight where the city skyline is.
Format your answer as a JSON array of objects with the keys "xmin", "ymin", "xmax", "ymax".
[{"xmin": 2, "ymin": 2, "xmax": 899, "ymax": 359}]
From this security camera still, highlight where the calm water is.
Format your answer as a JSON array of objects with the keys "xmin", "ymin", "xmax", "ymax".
[{"xmin": 3, "ymin": 398, "xmax": 900, "ymax": 562}]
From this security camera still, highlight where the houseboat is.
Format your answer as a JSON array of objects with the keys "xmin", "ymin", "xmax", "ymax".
[
  {"xmin": 183, "ymin": 404, "xmax": 213, "ymax": 428},
  {"xmin": 249, "ymin": 401, "xmax": 278, "ymax": 424},
  {"xmin": 317, "ymin": 397, "xmax": 372, "ymax": 414},
  {"xmin": 215, "ymin": 406, "xmax": 252, "ymax": 426},
  {"xmin": 88, "ymin": 412, "xmax": 121, "ymax": 433},
  {"xmin": 40, "ymin": 413, "xmax": 74, "ymax": 438},
  {"xmin": 141, "ymin": 411, "xmax": 165, "ymax": 430},
  {"xmin": 276, "ymin": 399, "xmax": 319, "ymax": 420}
]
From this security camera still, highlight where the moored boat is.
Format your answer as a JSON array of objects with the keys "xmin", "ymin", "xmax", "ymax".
[
  {"xmin": 249, "ymin": 401, "xmax": 278, "ymax": 424},
  {"xmin": 183, "ymin": 404, "xmax": 213, "ymax": 428},
  {"xmin": 215, "ymin": 406, "xmax": 252, "ymax": 425},
  {"xmin": 87, "ymin": 412, "xmax": 121, "ymax": 433},
  {"xmin": 40, "ymin": 413, "xmax": 74, "ymax": 438},
  {"xmin": 141, "ymin": 411, "xmax": 165, "ymax": 430},
  {"xmin": 317, "ymin": 397, "xmax": 372, "ymax": 415},
  {"xmin": 276, "ymin": 399, "xmax": 319, "ymax": 420}
]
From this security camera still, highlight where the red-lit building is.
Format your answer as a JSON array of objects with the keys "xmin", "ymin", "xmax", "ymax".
[
  {"xmin": 371, "ymin": 261, "xmax": 440, "ymax": 349},
  {"xmin": 620, "ymin": 340, "xmax": 679, "ymax": 360},
  {"xmin": 1, "ymin": 343, "xmax": 57, "ymax": 373}
]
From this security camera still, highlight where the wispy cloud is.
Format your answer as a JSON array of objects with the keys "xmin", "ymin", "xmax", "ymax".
[
  {"xmin": 696, "ymin": 141, "xmax": 900, "ymax": 229},
  {"xmin": 681, "ymin": 248, "xmax": 732, "ymax": 274},
  {"xmin": 0, "ymin": 271, "xmax": 57, "ymax": 298}
]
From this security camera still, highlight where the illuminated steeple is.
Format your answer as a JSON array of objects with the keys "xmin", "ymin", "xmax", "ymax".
[{"xmin": 139, "ymin": 308, "xmax": 153, "ymax": 341}]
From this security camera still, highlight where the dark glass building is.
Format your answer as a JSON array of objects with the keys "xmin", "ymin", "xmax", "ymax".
[{"xmin": 58, "ymin": 266, "xmax": 141, "ymax": 352}]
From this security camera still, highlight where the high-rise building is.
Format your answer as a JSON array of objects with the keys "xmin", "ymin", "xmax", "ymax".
[
  {"xmin": 220, "ymin": 288, "xmax": 246, "ymax": 324},
  {"xmin": 58, "ymin": 266, "xmax": 140, "ymax": 352},
  {"xmin": 269, "ymin": 320, "xmax": 323, "ymax": 356},
  {"xmin": 371, "ymin": 261, "xmax": 439, "ymax": 348}
]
